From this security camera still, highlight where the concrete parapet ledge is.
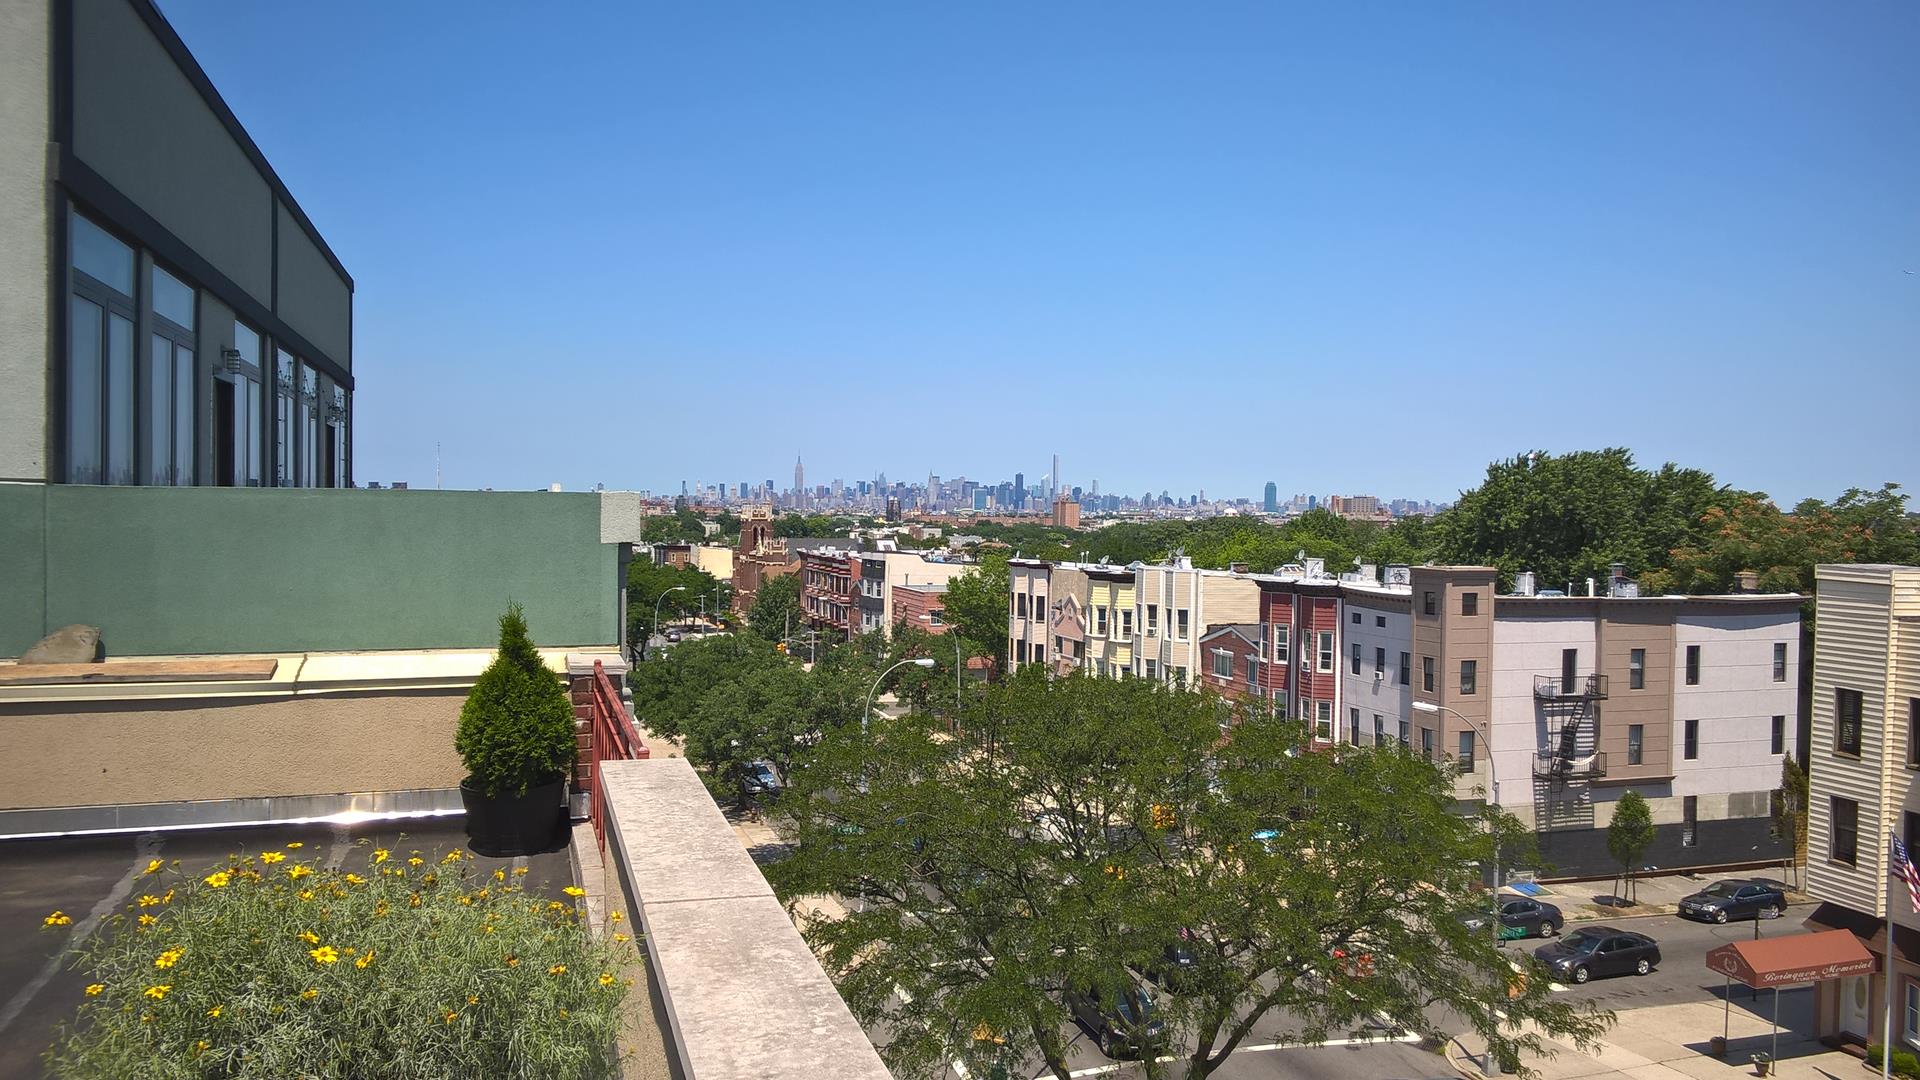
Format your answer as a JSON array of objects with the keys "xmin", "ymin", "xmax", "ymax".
[{"xmin": 599, "ymin": 758, "xmax": 892, "ymax": 1080}]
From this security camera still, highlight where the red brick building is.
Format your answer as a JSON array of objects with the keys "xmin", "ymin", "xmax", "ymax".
[
  {"xmin": 891, "ymin": 583, "xmax": 950, "ymax": 635},
  {"xmin": 801, "ymin": 548, "xmax": 858, "ymax": 638},
  {"xmin": 1252, "ymin": 577, "xmax": 1342, "ymax": 745}
]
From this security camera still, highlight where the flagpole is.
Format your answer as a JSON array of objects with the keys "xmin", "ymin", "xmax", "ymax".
[{"xmin": 1887, "ymin": 834, "xmax": 1899, "ymax": 1080}]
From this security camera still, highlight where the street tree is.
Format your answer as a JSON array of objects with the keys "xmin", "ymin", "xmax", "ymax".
[
  {"xmin": 768, "ymin": 671, "xmax": 1608, "ymax": 1080},
  {"xmin": 1606, "ymin": 790, "xmax": 1655, "ymax": 904},
  {"xmin": 941, "ymin": 553, "xmax": 1011, "ymax": 671},
  {"xmin": 684, "ymin": 661, "xmax": 813, "ymax": 809},
  {"xmin": 1773, "ymin": 755, "xmax": 1810, "ymax": 887},
  {"xmin": 628, "ymin": 633, "xmax": 782, "ymax": 742},
  {"xmin": 627, "ymin": 559, "xmax": 723, "ymax": 650},
  {"xmin": 746, "ymin": 574, "xmax": 805, "ymax": 644}
]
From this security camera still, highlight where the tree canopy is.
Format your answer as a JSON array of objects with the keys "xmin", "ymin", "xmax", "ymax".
[
  {"xmin": 746, "ymin": 573, "xmax": 805, "ymax": 644},
  {"xmin": 940, "ymin": 553, "xmax": 1011, "ymax": 670},
  {"xmin": 768, "ymin": 671, "xmax": 1607, "ymax": 1079},
  {"xmin": 627, "ymin": 559, "xmax": 725, "ymax": 650}
]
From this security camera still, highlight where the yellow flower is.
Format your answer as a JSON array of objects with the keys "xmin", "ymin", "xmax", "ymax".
[
  {"xmin": 442, "ymin": 850, "xmax": 464, "ymax": 864},
  {"xmin": 260, "ymin": 851, "xmax": 285, "ymax": 864},
  {"xmin": 373, "ymin": 901, "xmax": 389, "ymax": 917},
  {"xmin": 144, "ymin": 858, "xmax": 164, "ymax": 874},
  {"xmin": 467, "ymin": 994, "xmax": 479, "ymax": 1005},
  {"xmin": 563, "ymin": 886, "xmax": 586, "ymax": 898},
  {"xmin": 298, "ymin": 930, "xmax": 319, "ymax": 944},
  {"xmin": 598, "ymin": 972, "xmax": 615, "ymax": 987},
  {"xmin": 409, "ymin": 893, "xmax": 423, "ymax": 908},
  {"xmin": 457, "ymin": 895, "xmax": 473, "ymax": 906},
  {"xmin": 161, "ymin": 889, "xmax": 174, "ymax": 904},
  {"xmin": 207, "ymin": 1005, "xmax": 223, "ymax": 1018},
  {"xmin": 505, "ymin": 956, "xmax": 520, "ymax": 967},
  {"xmin": 143, "ymin": 984, "xmax": 171, "ymax": 1000},
  {"xmin": 547, "ymin": 900, "xmax": 567, "ymax": 912},
  {"xmin": 608, "ymin": 911, "xmax": 622, "ymax": 922},
  {"xmin": 558, "ymin": 1008, "xmax": 568, "ymax": 1018},
  {"xmin": 408, "ymin": 857, "xmax": 424, "ymax": 868},
  {"xmin": 141, "ymin": 1013, "xmax": 153, "ymax": 1024},
  {"xmin": 475, "ymin": 888, "xmax": 490, "ymax": 900},
  {"xmin": 372, "ymin": 848, "xmax": 390, "ymax": 864},
  {"xmin": 194, "ymin": 1039, "xmax": 211, "ymax": 1054},
  {"xmin": 492, "ymin": 869, "xmax": 505, "ymax": 882},
  {"xmin": 137, "ymin": 894, "xmax": 160, "ymax": 907},
  {"xmin": 356, "ymin": 951, "xmax": 374, "ymax": 969},
  {"xmin": 443, "ymin": 1009, "xmax": 458, "ymax": 1024},
  {"xmin": 203, "ymin": 871, "xmax": 231, "ymax": 888},
  {"xmin": 84, "ymin": 983, "xmax": 105, "ymax": 997},
  {"xmin": 613, "ymin": 933, "xmax": 630, "ymax": 943},
  {"xmin": 344, "ymin": 873, "xmax": 365, "ymax": 885},
  {"xmin": 43, "ymin": 911, "xmax": 73, "ymax": 927},
  {"xmin": 547, "ymin": 964, "xmax": 567, "ymax": 976},
  {"xmin": 513, "ymin": 867, "xmax": 529, "ymax": 876},
  {"xmin": 300, "ymin": 987, "xmax": 318, "ymax": 1001},
  {"xmin": 309, "ymin": 945, "xmax": 340, "ymax": 965},
  {"xmin": 287, "ymin": 865, "xmax": 312, "ymax": 880},
  {"xmin": 286, "ymin": 842, "xmax": 304, "ymax": 849},
  {"xmin": 138, "ymin": 914, "xmax": 156, "ymax": 927},
  {"xmin": 297, "ymin": 889, "xmax": 315, "ymax": 902},
  {"xmin": 153, "ymin": 946, "xmax": 186, "ymax": 969}
]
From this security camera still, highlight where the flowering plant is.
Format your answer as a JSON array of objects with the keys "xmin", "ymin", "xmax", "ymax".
[{"xmin": 44, "ymin": 842, "xmax": 632, "ymax": 1078}]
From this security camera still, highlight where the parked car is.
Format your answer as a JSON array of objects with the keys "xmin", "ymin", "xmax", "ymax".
[
  {"xmin": 1677, "ymin": 880, "xmax": 1786, "ymax": 924},
  {"xmin": 1064, "ymin": 979, "xmax": 1167, "ymax": 1059},
  {"xmin": 1532, "ymin": 927, "xmax": 1659, "ymax": 984},
  {"xmin": 664, "ymin": 629, "xmax": 682, "ymax": 643},
  {"xmin": 743, "ymin": 761, "xmax": 781, "ymax": 797},
  {"xmin": 1462, "ymin": 897, "xmax": 1564, "ymax": 940},
  {"xmin": 1139, "ymin": 929, "xmax": 1199, "ymax": 988}
]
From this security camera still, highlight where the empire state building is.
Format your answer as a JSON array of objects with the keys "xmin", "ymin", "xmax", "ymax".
[{"xmin": 793, "ymin": 454, "xmax": 805, "ymax": 507}]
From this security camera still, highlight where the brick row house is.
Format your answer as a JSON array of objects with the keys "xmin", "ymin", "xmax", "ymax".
[{"xmin": 1008, "ymin": 556, "xmax": 1804, "ymax": 877}]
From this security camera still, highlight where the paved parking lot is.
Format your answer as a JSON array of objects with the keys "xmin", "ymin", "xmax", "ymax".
[{"xmin": 0, "ymin": 818, "xmax": 575, "ymax": 1079}]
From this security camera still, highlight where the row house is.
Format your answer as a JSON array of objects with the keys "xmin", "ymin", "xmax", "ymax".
[
  {"xmin": 1008, "ymin": 556, "xmax": 1804, "ymax": 878},
  {"xmin": 892, "ymin": 583, "xmax": 950, "ymax": 636},
  {"xmin": 799, "ymin": 547, "xmax": 858, "ymax": 638},
  {"xmin": 1801, "ymin": 564, "xmax": 1920, "ymax": 1049},
  {"xmin": 855, "ymin": 552, "xmax": 972, "ymax": 637}
]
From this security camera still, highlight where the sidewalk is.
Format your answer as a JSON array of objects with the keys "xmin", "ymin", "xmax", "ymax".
[
  {"xmin": 1511, "ymin": 868, "xmax": 1807, "ymax": 925},
  {"xmin": 1446, "ymin": 991, "xmax": 1852, "ymax": 1080}
]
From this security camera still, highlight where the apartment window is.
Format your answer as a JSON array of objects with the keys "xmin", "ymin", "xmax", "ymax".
[
  {"xmin": 1173, "ymin": 665, "xmax": 1187, "ymax": 686},
  {"xmin": 1911, "ymin": 700, "xmax": 1920, "ymax": 768},
  {"xmin": 144, "ymin": 264, "xmax": 196, "ymax": 486},
  {"xmin": 1032, "ymin": 645, "xmax": 1044, "ymax": 665},
  {"xmin": 1350, "ymin": 707, "xmax": 1360, "ymax": 743},
  {"xmin": 1627, "ymin": 725, "xmax": 1644, "ymax": 766},
  {"xmin": 1422, "ymin": 656, "xmax": 1435, "ymax": 692},
  {"xmin": 1375, "ymin": 647, "xmax": 1385, "ymax": 675},
  {"xmin": 1351, "ymin": 642, "xmax": 1362, "ymax": 676},
  {"xmin": 1273, "ymin": 626, "xmax": 1289, "ymax": 663},
  {"xmin": 1462, "ymin": 592, "xmax": 1478, "ymax": 616},
  {"xmin": 1458, "ymin": 730, "xmax": 1475, "ymax": 769},
  {"xmin": 66, "ymin": 213, "xmax": 137, "ymax": 485},
  {"xmin": 1685, "ymin": 645, "xmax": 1701, "ymax": 686},
  {"xmin": 1146, "ymin": 605, "xmax": 1158, "ymax": 636},
  {"xmin": 1352, "ymin": 611, "xmax": 1361, "ymax": 624},
  {"xmin": 929, "ymin": 609, "xmax": 944, "ymax": 627},
  {"xmin": 1272, "ymin": 691, "xmax": 1285, "ymax": 718},
  {"xmin": 1399, "ymin": 651, "xmax": 1411, "ymax": 685},
  {"xmin": 1561, "ymin": 648, "xmax": 1578, "ymax": 694},
  {"xmin": 299, "ymin": 363, "xmax": 319, "ymax": 486},
  {"xmin": 1681, "ymin": 796, "xmax": 1698, "ymax": 847},
  {"xmin": 1119, "ymin": 609, "xmax": 1133, "ymax": 640},
  {"xmin": 1373, "ymin": 713, "xmax": 1385, "ymax": 747},
  {"xmin": 1376, "ymin": 615, "xmax": 1386, "ymax": 628},
  {"xmin": 1211, "ymin": 650, "xmax": 1232, "ymax": 679},
  {"xmin": 1830, "ymin": 796, "xmax": 1859, "ymax": 866},
  {"xmin": 215, "ymin": 320, "xmax": 265, "ymax": 486},
  {"xmin": 1772, "ymin": 714, "xmax": 1786, "ymax": 756},
  {"xmin": 1420, "ymin": 728, "xmax": 1434, "ymax": 761},
  {"xmin": 1017, "ymin": 594, "xmax": 1028, "ymax": 618},
  {"xmin": 1836, "ymin": 688, "xmax": 1863, "ymax": 756},
  {"xmin": 1684, "ymin": 719, "xmax": 1699, "ymax": 760},
  {"xmin": 1398, "ymin": 717, "xmax": 1410, "ymax": 746},
  {"xmin": 1144, "ymin": 658, "xmax": 1157, "ymax": 679},
  {"xmin": 1315, "ymin": 701, "xmax": 1332, "ymax": 742},
  {"xmin": 1773, "ymin": 642, "xmax": 1788, "ymax": 683},
  {"xmin": 1629, "ymin": 649, "xmax": 1645, "ymax": 691},
  {"xmin": 1094, "ymin": 605, "xmax": 1109, "ymax": 637},
  {"xmin": 274, "ymin": 350, "xmax": 296, "ymax": 486},
  {"xmin": 1908, "ymin": 811, "xmax": 1920, "ymax": 853},
  {"xmin": 1459, "ymin": 659, "xmax": 1477, "ymax": 695},
  {"xmin": 1176, "ymin": 609, "xmax": 1190, "ymax": 640},
  {"xmin": 1317, "ymin": 632, "xmax": 1334, "ymax": 673},
  {"xmin": 1016, "ymin": 640, "xmax": 1028, "ymax": 664},
  {"xmin": 1422, "ymin": 591, "xmax": 1436, "ymax": 616},
  {"xmin": 1245, "ymin": 655, "xmax": 1260, "ymax": 688},
  {"xmin": 1906, "ymin": 982, "xmax": 1920, "ymax": 1051}
]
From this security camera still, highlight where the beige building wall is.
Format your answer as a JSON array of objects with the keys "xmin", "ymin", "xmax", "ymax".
[{"xmin": 691, "ymin": 544, "xmax": 735, "ymax": 582}]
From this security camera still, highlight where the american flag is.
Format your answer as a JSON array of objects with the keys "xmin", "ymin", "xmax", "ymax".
[{"xmin": 1892, "ymin": 836, "xmax": 1920, "ymax": 914}]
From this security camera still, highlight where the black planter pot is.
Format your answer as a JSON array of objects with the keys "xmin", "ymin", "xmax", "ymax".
[{"xmin": 460, "ymin": 777, "xmax": 566, "ymax": 857}]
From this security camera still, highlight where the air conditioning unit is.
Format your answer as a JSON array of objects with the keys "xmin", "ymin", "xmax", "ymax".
[{"xmin": 1374, "ymin": 670, "xmax": 1384, "ymax": 682}]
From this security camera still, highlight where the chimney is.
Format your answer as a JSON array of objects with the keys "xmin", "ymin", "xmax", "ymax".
[
  {"xmin": 1734, "ymin": 569, "xmax": 1760, "ymax": 593},
  {"xmin": 1514, "ymin": 571, "xmax": 1537, "ymax": 597},
  {"xmin": 1229, "ymin": 562, "xmax": 1249, "ymax": 574}
]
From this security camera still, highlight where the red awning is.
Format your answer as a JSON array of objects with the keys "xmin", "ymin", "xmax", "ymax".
[{"xmin": 1705, "ymin": 929, "xmax": 1876, "ymax": 989}]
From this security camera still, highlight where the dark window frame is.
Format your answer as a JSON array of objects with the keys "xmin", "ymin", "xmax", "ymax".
[
  {"xmin": 1684, "ymin": 718, "xmax": 1699, "ymax": 760},
  {"xmin": 1627, "ymin": 724, "xmax": 1644, "ymax": 766},
  {"xmin": 1422, "ymin": 655, "xmax": 1434, "ymax": 692},
  {"xmin": 1831, "ymin": 796, "xmax": 1860, "ymax": 867},
  {"xmin": 1460, "ymin": 659, "xmax": 1478, "ymax": 696},
  {"xmin": 1836, "ymin": 688, "xmax": 1863, "ymax": 757},
  {"xmin": 1685, "ymin": 644, "xmax": 1701, "ymax": 686},
  {"xmin": 1462, "ymin": 592, "xmax": 1478, "ymax": 616},
  {"xmin": 1629, "ymin": 648, "xmax": 1645, "ymax": 691}
]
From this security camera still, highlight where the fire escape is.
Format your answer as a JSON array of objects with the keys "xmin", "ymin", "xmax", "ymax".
[{"xmin": 1530, "ymin": 673, "xmax": 1609, "ymax": 831}]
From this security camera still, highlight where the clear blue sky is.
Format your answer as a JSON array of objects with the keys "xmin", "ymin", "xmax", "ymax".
[{"xmin": 160, "ymin": 1, "xmax": 1918, "ymax": 506}]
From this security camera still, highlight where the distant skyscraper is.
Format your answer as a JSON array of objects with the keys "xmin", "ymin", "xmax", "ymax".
[
  {"xmin": 1264, "ymin": 481, "xmax": 1278, "ymax": 513},
  {"xmin": 1014, "ymin": 472, "xmax": 1025, "ymax": 509},
  {"xmin": 1052, "ymin": 453, "xmax": 1060, "ymax": 498},
  {"xmin": 794, "ymin": 454, "xmax": 805, "ymax": 507}
]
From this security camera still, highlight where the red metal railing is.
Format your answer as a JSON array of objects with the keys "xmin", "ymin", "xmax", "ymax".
[{"xmin": 586, "ymin": 659, "xmax": 648, "ymax": 848}]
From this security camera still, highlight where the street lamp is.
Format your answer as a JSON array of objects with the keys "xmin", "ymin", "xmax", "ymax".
[
  {"xmin": 864, "ymin": 658, "xmax": 937, "ymax": 740},
  {"xmin": 644, "ymin": 586, "xmax": 687, "ymax": 662},
  {"xmin": 1412, "ymin": 700, "xmax": 1503, "ymax": 931}
]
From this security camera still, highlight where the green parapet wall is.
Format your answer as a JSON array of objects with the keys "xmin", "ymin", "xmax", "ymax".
[{"xmin": 0, "ymin": 485, "xmax": 621, "ymax": 658}]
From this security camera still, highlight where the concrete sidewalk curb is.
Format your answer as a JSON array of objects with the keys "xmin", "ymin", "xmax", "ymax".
[
  {"xmin": 1444, "ymin": 1035, "xmax": 1490, "ymax": 1080},
  {"xmin": 1561, "ymin": 899, "xmax": 1814, "ymax": 924}
]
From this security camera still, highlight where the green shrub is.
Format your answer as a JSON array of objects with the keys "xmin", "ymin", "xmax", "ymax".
[
  {"xmin": 44, "ymin": 843, "xmax": 631, "ymax": 1078},
  {"xmin": 456, "ymin": 603, "xmax": 577, "ymax": 797},
  {"xmin": 1866, "ymin": 1044, "xmax": 1920, "ymax": 1078}
]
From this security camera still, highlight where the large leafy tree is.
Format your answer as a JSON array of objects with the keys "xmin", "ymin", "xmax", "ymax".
[
  {"xmin": 746, "ymin": 573, "xmax": 805, "ymax": 644},
  {"xmin": 627, "ymin": 559, "xmax": 724, "ymax": 651},
  {"xmin": 1642, "ymin": 484, "xmax": 1918, "ymax": 597},
  {"xmin": 942, "ymin": 553, "xmax": 1012, "ymax": 671},
  {"xmin": 768, "ymin": 671, "xmax": 1607, "ymax": 1079},
  {"xmin": 685, "ymin": 661, "xmax": 814, "ymax": 808},
  {"xmin": 628, "ymin": 633, "xmax": 783, "ymax": 742}
]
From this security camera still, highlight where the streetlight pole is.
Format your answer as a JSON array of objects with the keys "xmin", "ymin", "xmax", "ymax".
[
  {"xmin": 864, "ymin": 658, "xmax": 938, "ymax": 741},
  {"xmin": 644, "ymin": 586, "xmax": 687, "ymax": 662},
  {"xmin": 1412, "ymin": 700, "xmax": 1502, "ymax": 940}
]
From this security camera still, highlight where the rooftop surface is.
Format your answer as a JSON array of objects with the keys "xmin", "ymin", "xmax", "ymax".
[{"xmin": 0, "ymin": 818, "xmax": 576, "ymax": 1079}]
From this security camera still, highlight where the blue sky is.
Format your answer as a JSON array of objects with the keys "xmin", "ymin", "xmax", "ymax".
[{"xmin": 161, "ymin": 1, "xmax": 1918, "ymax": 506}]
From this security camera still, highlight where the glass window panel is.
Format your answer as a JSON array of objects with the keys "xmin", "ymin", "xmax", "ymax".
[
  {"xmin": 148, "ymin": 334, "xmax": 174, "ymax": 484},
  {"xmin": 106, "ymin": 314, "xmax": 133, "ymax": 484},
  {"xmin": 66, "ymin": 295, "xmax": 103, "ymax": 484},
  {"xmin": 173, "ymin": 342, "xmax": 193, "ymax": 484},
  {"xmin": 276, "ymin": 351, "xmax": 295, "ymax": 486},
  {"xmin": 152, "ymin": 265, "xmax": 194, "ymax": 330},
  {"xmin": 244, "ymin": 379, "xmax": 262, "ymax": 486},
  {"xmin": 70, "ymin": 213, "xmax": 133, "ymax": 295}
]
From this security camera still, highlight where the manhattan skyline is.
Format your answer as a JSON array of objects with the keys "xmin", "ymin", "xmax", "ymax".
[{"xmin": 161, "ymin": 1, "xmax": 1919, "ymax": 506}]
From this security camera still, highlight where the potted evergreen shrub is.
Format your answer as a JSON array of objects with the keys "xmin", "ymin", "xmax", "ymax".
[{"xmin": 456, "ymin": 603, "xmax": 576, "ymax": 855}]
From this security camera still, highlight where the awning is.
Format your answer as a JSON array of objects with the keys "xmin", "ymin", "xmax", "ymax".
[{"xmin": 1705, "ymin": 929, "xmax": 1876, "ymax": 989}]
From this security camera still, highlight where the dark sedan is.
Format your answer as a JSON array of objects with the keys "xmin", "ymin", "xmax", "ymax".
[
  {"xmin": 1064, "ymin": 980, "xmax": 1167, "ymax": 1059},
  {"xmin": 1463, "ymin": 897, "xmax": 1564, "ymax": 940},
  {"xmin": 1678, "ymin": 880, "xmax": 1786, "ymax": 924},
  {"xmin": 1532, "ymin": 927, "xmax": 1659, "ymax": 984}
]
